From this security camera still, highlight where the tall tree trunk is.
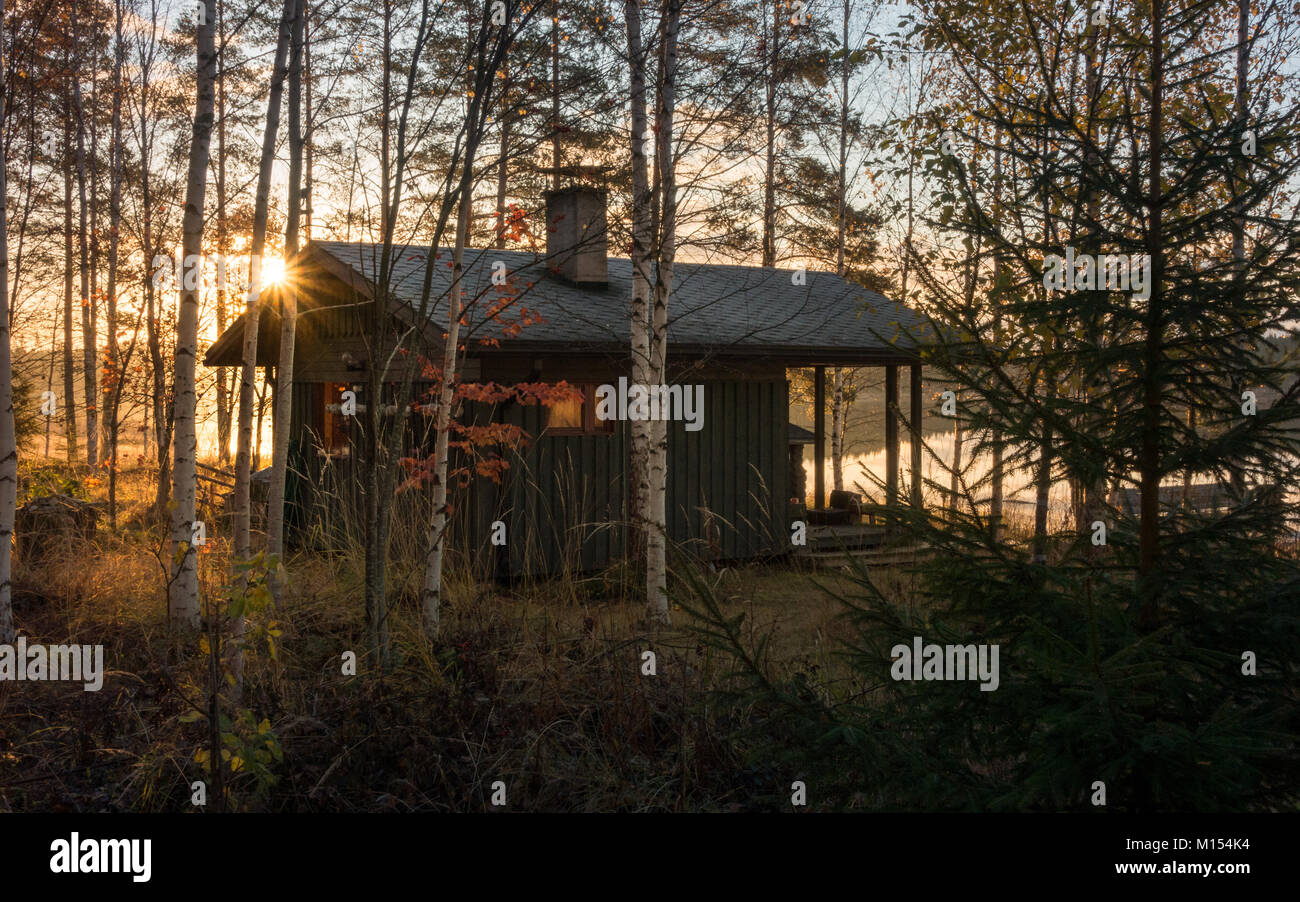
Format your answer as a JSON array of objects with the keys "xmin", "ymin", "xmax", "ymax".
[
  {"xmin": 836, "ymin": 0, "xmax": 848, "ymax": 278},
  {"xmin": 215, "ymin": 0, "xmax": 232, "ymax": 465},
  {"xmin": 1228, "ymin": 0, "xmax": 1249, "ymax": 497},
  {"xmin": 268, "ymin": 0, "xmax": 304, "ymax": 586},
  {"xmin": 44, "ymin": 311, "xmax": 57, "ymax": 458},
  {"xmin": 304, "ymin": 0, "xmax": 312, "ymax": 241},
  {"xmin": 1032, "ymin": 424, "xmax": 1052, "ymax": 563},
  {"xmin": 106, "ymin": 0, "xmax": 125, "ymax": 526},
  {"xmin": 234, "ymin": 0, "xmax": 295, "ymax": 563},
  {"xmin": 988, "ymin": 138, "xmax": 1004, "ymax": 538},
  {"xmin": 1137, "ymin": 0, "xmax": 1166, "ymax": 630},
  {"xmin": 832, "ymin": 5, "xmax": 854, "ymax": 501},
  {"xmin": 170, "ymin": 0, "xmax": 218, "ymax": 632},
  {"xmin": 1081, "ymin": 11, "xmax": 1105, "ymax": 542},
  {"xmin": 419, "ymin": 144, "xmax": 478, "ymax": 637},
  {"xmin": 419, "ymin": 0, "xmax": 509, "ymax": 636},
  {"xmin": 495, "ymin": 60, "xmax": 510, "ymax": 249},
  {"xmin": 948, "ymin": 389, "xmax": 962, "ymax": 512},
  {"xmin": 761, "ymin": 0, "xmax": 779, "ymax": 268},
  {"xmin": 135, "ymin": 37, "xmax": 168, "ymax": 510},
  {"xmin": 0, "ymin": 0, "xmax": 19, "ymax": 645},
  {"xmin": 1032, "ymin": 125, "xmax": 1053, "ymax": 561},
  {"xmin": 254, "ymin": 371, "xmax": 268, "ymax": 471},
  {"xmin": 551, "ymin": 0, "xmax": 560, "ymax": 188},
  {"xmin": 62, "ymin": 114, "xmax": 77, "ymax": 463},
  {"xmin": 363, "ymin": 1, "xmax": 396, "ymax": 667},
  {"xmin": 146, "ymin": 266, "xmax": 167, "ymax": 510},
  {"xmin": 365, "ymin": 0, "xmax": 438, "ymax": 662},
  {"xmin": 624, "ymin": 0, "xmax": 652, "ymax": 560},
  {"xmin": 646, "ymin": 0, "xmax": 682, "ymax": 623},
  {"xmin": 72, "ymin": 26, "xmax": 98, "ymax": 469},
  {"xmin": 88, "ymin": 26, "xmax": 104, "ymax": 462},
  {"xmin": 138, "ymin": 37, "xmax": 170, "ymax": 513}
]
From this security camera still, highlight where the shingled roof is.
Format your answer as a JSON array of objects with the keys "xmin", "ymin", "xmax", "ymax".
[{"xmin": 207, "ymin": 240, "xmax": 936, "ymax": 366}]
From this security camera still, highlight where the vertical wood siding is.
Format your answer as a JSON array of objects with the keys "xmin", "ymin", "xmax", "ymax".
[{"xmin": 287, "ymin": 377, "xmax": 791, "ymax": 577}]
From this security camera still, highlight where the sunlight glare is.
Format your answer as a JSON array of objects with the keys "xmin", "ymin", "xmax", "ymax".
[{"xmin": 262, "ymin": 256, "xmax": 287, "ymax": 285}]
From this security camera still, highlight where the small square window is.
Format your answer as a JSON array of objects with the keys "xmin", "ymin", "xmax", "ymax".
[
  {"xmin": 546, "ymin": 384, "xmax": 615, "ymax": 435},
  {"xmin": 548, "ymin": 394, "xmax": 584, "ymax": 431}
]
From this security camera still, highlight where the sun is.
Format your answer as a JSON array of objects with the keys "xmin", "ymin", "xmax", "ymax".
[{"xmin": 262, "ymin": 256, "xmax": 286, "ymax": 285}]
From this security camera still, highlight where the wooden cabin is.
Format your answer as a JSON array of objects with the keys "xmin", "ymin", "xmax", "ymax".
[{"xmin": 204, "ymin": 187, "xmax": 934, "ymax": 577}]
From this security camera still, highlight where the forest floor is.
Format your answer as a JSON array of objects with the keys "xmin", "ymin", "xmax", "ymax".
[{"xmin": 0, "ymin": 459, "xmax": 908, "ymax": 812}]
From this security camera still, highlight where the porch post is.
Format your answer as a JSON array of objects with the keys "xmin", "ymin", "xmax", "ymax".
[
  {"xmin": 885, "ymin": 364, "xmax": 899, "ymax": 514},
  {"xmin": 814, "ymin": 365, "xmax": 826, "ymax": 509},
  {"xmin": 266, "ymin": 365, "xmax": 276, "ymax": 434},
  {"xmin": 910, "ymin": 363, "xmax": 923, "ymax": 512}
]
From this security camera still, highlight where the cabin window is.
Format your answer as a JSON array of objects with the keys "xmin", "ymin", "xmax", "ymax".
[
  {"xmin": 546, "ymin": 384, "xmax": 615, "ymax": 436},
  {"xmin": 321, "ymin": 383, "xmax": 353, "ymax": 457}
]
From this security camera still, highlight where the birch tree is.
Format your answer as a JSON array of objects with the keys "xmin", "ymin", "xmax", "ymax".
[
  {"xmin": 61, "ymin": 82, "xmax": 76, "ymax": 463},
  {"xmin": 0, "ymin": 0, "xmax": 18, "ymax": 645},
  {"xmin": 169, "ymin": 0, "xmax": 218, "ymax": 631},
  {"xmin": 105, "ymin": 0, "xmax": 126, "ymax": 526},
  {"xmin": 623, "ymin": 0, "xmax": 681, "ymax": 622},
  {"xmin": 624, "ymin": 0, "xmax": 652, "ymax": 567},
  {"xmin": 646, "ymin": 0, "xmax": 682, "ymax": 622},
  {"xmin": 417, "ymin": 128, "xmax": 480, "ymax": 639},
  {"xmin": 266, "ymin": 0, "xmax": 305, "ymax": 585},
  {"xmin": 130, "ymin": 0, "xmax": 176, "ymax": 515},
  {"xmin": 71, "ymin": 4, "xmax": 97, "ymax": 469},
  {"xmin": 419, "ymin": 0, "xmax": 542, "ymax": 637},
  {"xmin": 233, "ymin": 0, "xmax": 295, "ymax": 565}
]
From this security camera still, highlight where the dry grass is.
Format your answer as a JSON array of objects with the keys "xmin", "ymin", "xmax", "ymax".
[{"xmin": 0, "ymin": 458, "xmax": 898, "ymax": 812}]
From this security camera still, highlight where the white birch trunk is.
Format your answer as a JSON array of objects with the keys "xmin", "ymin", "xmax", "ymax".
[
  {"xmin": 646, "ymin": 0, "xmax": 682, "ymax": 623},
  {"xmin": 169, "ymin": 0, "xmax": 217, "ymax": 631},
  {"xmin": 71, "ymin": 38, "xmax": 97, "ymax": 469},
  {"xmin": 0, "ymin": 0, "xmax": 17, "ymax": 644},
  {"xmin": 624, "ymin": 0, "xmax": 652, "ymax": 560},
  {"xmin": 234, "ymin": 0, "xmax": 296, "ymax": 562},
  {"xmin": 106, "ymin": 0, "xmax": 125, "ymax": 526},
  {"xmin": 419, "ymin": 159, "xmax": 477, "ymax": 637},
  {"xmin": 267, "ymin": 0, "xmax": 304, "ymax": 576}
]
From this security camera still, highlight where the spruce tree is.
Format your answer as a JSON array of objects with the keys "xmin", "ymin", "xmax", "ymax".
[{"xmin": 685, "ymin": 0, "xmax": 1300, "ymax": 811}]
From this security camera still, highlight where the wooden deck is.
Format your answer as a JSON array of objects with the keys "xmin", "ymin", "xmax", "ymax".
[
  {"xmin": 791, "ymin": 522, "xmax": 932, "ymax": 570},
  {"xmin": 800, "ymin": 523, "xmax": 887, "ymax": 551}
]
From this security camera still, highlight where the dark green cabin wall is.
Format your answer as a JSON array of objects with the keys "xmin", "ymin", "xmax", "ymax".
[
  {"xmin": 286, "ymin": 381, "xmax": 360, "ymax": 546},
  {"xmin": 287, "ymin": 377, "xmax": 792, "ymax": 576},
  {"xmin": 503, "ymin": 402, "xmax": 630, "ymax": 576},
  {"xmin": 470, "ymin": 378, "xmax": 789, "ymax": 576},
  {"xmin": 663, "ymin": 379, "xmax": 788, "ymax": 562}
]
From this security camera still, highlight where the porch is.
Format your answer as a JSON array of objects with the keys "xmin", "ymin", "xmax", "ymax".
[{"xmin": 787, "ymin": 361, "xmax": 930, "ymax": 566}]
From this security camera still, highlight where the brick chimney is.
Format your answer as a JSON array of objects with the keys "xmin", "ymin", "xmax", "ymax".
[{"xmin": 545, "ymin": 186, "xmax": 608, "ymax": 287}]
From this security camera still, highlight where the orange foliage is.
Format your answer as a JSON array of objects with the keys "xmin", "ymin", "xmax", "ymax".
[{"xmin": 397, "ymin": 380, "xmax": 582, "ymax": 492}]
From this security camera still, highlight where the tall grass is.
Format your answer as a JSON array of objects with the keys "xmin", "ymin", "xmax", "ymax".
[{"xmin": 1, "ymin": 458, "xmax": 855, "ymax": 811}]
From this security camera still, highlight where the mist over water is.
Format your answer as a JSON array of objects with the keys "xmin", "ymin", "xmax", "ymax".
[
  {"xmin": 802, "ymin": 430, "xmax": 1073, "ymax": 520},
  {"xmin": 804, "ymin": 432, "xmax": 1300, "ymax": 536}
]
